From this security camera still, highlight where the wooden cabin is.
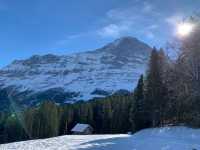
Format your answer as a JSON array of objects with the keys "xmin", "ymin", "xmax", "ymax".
[{"xmin": 71, "ymin": 123, "xmax": 93, "ymax": 135}]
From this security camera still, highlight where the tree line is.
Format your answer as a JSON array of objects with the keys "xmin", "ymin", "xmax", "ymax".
[
  {"xmin": 0, "ymin": 94, "xmax": 133, "ymax": 143},
  {"xmin": 0, "ymin": 17, "xmax": 200, "ymax": 144}
]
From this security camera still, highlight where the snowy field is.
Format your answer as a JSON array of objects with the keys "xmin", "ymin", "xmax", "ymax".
[{"xmin": 0, "ymin": 127, "xmax": 200, "ymax": 150}]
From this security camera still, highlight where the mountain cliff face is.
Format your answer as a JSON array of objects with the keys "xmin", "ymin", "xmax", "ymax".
[{"xmin": 0, "ymin": 37, "xmax": 152, "ymax": 109}]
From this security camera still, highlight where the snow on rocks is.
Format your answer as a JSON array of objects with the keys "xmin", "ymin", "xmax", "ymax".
[{"xmin": 0, "ymin": 37, "xmax": 151, "ymax": 104}]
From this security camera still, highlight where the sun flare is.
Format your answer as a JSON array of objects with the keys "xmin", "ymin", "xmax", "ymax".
[{"xmin": 177, "ymin": 22, "xmax": 194, "ymax": 37}]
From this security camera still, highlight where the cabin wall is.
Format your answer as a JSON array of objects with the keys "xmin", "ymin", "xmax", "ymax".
[{"xmin": 72, "ymin": 127, "xmax": 93, "ymax": 135}]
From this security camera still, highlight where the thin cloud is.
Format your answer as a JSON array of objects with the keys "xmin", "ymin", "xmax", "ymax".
[
  {"xmin": 147, "ymin": 24, "xmax": 159, "ymax": 30},
  {"xmin": 97, "ymin": 1, "xmax": 160, "ymax": 38},
  {"xmin": 142, "ymin": 2, "xmax": 154, "ymax": 13},
  {"xmin": 56, "ymin": 33, "xmax": 83, "ymax": 45},
  {"xmin": 165, "ymin": 15, "xmax": 184, "ymax": 26},
  {"xmin": 145, "ymin": 31, "xmax": 155, "ymax": 39},
  {"xmin": 56, "ymin": 31, "xmax": 94, "ymax": 46},
  {"xmin": 98, "ymin": 24, "xmax": 121, "ymax": 38},
  {"xmin": 97, "ymin": 23, "xmax": 132, "ymax": 38}
]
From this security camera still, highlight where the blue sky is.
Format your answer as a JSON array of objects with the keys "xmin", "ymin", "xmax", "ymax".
[{"xmin": 0, "ymin": 0, "xmax": 199, "ymax": 67}]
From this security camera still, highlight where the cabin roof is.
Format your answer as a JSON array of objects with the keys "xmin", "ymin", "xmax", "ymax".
[{"xmin": 71, "ymin": 123, "xmax": 91, "ymax": 132}]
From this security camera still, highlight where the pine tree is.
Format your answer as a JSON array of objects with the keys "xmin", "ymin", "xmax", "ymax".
[
  {"xmin": 24, "ymin": 108, "xmax": 35, "ymax": 139},
  {"xmin": 130, "ymin": 75, "xmax": 147, "ymax": 132},
  {"xmin": 33, "ymin": 101, "xmax": 59, "ymax": 138},
  {"xmin": 3, "ymin": 114, "xmax": 26, "ymax": 143},
  {"xmin": 145, "ymin": 48, "xmax": 167, "ymax": 127}
]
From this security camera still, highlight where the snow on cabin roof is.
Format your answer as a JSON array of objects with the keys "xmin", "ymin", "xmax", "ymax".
[{"xmin": 71, "ymin": 123, "xmax": 91, "ymax": 132}]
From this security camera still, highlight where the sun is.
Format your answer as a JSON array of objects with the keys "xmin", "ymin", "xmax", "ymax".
[{"xmin": 177, "ymin": 22, "xmax": 194, "ymax": 37}]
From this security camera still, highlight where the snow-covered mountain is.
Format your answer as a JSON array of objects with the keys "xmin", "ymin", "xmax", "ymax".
[
  {"xmin": 1, "ymin": 127, "xmax": 199, "ymax": 150},
  {"xmin": 0, "ymin": 36, "xmax": 151, "ymax": 107}
]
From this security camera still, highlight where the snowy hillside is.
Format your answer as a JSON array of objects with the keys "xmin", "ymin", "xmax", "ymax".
[
  {"xmin": 0, "ymin": 36, "xmax": 151, "ymax": 106},
  {"xmin": 1, "ymin": 127, "xmax": 199, "ymax": 150}
]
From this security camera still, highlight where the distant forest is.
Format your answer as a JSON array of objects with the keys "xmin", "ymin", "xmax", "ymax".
[{"xmin": 0, "ymin": 17, "xmax": 200, "ymax": 144}]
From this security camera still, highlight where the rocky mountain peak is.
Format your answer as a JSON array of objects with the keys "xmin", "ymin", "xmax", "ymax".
[
  {"xmin": 100, "ymin": 36, "xmax": 152, "ymax": 57},
  {"xmin": 112, "ymin": 36, "xmax": 139, "ymax": 46}
]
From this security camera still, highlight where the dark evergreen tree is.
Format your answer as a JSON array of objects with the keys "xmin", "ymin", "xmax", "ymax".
[
  {"xmin": 130, "ymin": 75, "xmax": 147, "ymax": 132},
  {"xmin": 145, "ymin": 48, "xmax": 167, "ymax": 127},
  {"xmin": 3, "ymin": 114, "xmax": 26, "ymax": 143},
  {"xmin": 39, "ymin": 101, "xmax": 59, "ymax": 138}
]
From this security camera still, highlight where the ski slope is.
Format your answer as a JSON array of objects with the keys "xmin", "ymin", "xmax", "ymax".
[{"xmin": 0, "ymin": 127, "xmax": 200, "ymax": 150}]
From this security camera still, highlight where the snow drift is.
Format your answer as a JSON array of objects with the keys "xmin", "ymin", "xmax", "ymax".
[{"xmin": 0, "ymin": 126, "xmax": 199, "ymax": 150}]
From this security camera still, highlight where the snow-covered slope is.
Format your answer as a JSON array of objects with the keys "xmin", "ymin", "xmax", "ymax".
[
  {"xmin": 1, "ymin": 127, "xmax": 199, "ymax": 150},
  {"xmin": 0, "ymin": 36, "xmax": 151, "ymax": 106}
]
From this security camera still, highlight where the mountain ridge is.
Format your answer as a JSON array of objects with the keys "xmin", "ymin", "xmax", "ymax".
[
  {"xmin": 6, "ymin": 36, "xmax": 150, "ymax": 66},
  {"xmin": 0, "ymin": 36, "xmax": 152, "ymax": 109}
]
